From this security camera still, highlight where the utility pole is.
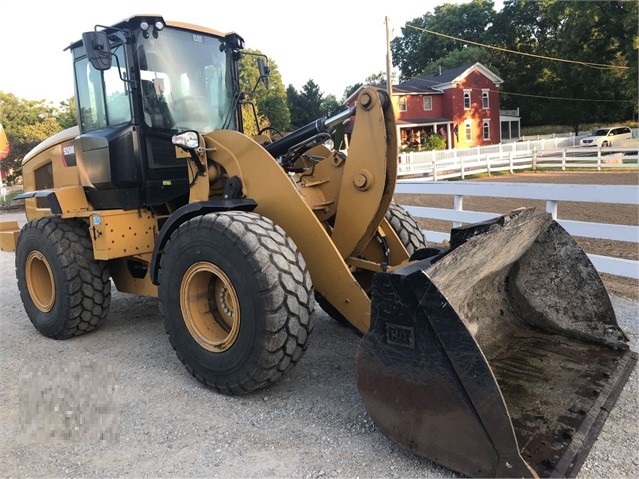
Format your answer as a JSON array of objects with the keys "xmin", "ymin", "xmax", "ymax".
[{"xmin": 385, "ymin": 16, "xmax": 393, "ymax": 97}]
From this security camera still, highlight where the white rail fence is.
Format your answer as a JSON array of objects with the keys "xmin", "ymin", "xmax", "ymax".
[
  {"xmin": 397, "ymin": 145, "xmax": 639, "ymax": 179},
  {"xmin": 394, "ymin": 181, "xmax": 639, "ymax": 280}
]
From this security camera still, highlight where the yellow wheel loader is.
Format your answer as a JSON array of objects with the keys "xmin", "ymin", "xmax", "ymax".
[{"xmin": 0, "ymin": 15, "xmax": 635, "ymax": 478}]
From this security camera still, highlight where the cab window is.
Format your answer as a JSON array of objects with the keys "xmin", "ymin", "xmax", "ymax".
[{"xmin": 74, "ymin": 44, "xmax": 131, "ymax": 132}]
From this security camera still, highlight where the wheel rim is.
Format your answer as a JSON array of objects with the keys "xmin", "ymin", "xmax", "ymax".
[
  {"xmin": 180, "ymin": 262, "xmax": 240, "ymax": 352},
  {"xmin": 25, "ymin": 250, "xmax": 55, "ymax": 313}
]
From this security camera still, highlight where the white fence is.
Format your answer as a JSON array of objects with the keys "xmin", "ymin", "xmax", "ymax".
[
  {"xmin": 397, "ymin": 145, "xmax": 639, "ymax": 179},
  {"xmin": 395, "ymin": 180, "xmax": 639, "ymax": 280}
]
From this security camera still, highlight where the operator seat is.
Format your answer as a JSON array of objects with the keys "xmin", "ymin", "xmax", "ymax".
[{"xmin": 141, "ymin": 80, "xmax": 174, "ymax": 129}]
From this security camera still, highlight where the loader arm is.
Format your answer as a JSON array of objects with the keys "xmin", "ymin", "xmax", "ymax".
[{"xmin": 199, "ymin": 87, "xmax": 400, "ymax": 333}]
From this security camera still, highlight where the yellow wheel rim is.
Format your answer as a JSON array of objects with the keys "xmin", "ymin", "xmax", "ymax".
[
  {"xmin": 25, "ymin": 250, "xmax": 55, "ymax": 313},
  {"xmin": 180, "ymin": 262, "xmax": 240, "ymax": 352}
]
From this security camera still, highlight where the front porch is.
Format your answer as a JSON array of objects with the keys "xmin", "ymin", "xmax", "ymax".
[{"xmin": 397, "ymin": 118, "xmax": 455, "ymax": 150}]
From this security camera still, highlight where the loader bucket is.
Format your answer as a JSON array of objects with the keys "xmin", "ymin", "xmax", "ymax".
[{"xmin": 356, "ymin": 209, "xmax": 637, "ymax": 478}]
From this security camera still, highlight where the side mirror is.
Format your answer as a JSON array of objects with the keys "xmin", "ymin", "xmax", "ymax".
[
  {"xmin": 82, "ymin": 31, "xmax": 112, "ymax": 70},
  {"xmin": 257, "ymin": 57, "xmax": 270, "ymax": 90}
]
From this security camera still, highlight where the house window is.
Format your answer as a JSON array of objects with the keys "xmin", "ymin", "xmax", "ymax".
[
  {"xmin": 463, "ymin": 89, "xmax": 471, "ymax": 109},
  {"xmin": 398, "ymin": 96, "xmax": 407, "ymax": 112},
  {"xmin": 482, "ymin": 90, "xmax": 489, "ymax": 109},
  {"xmin": 422, "ymin": 96, "xmax": 432, "ymax": 111},
  {"xmin": 483, "ymin": 120, "xmax": 490, "ymax": 140},
  {"xmin": 465, "ymin": 123, "xmax": 472, "ymax": 141}
]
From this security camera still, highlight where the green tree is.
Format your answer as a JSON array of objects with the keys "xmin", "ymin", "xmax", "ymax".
[
  {"xmin": 286, "ymin": 85, "xmax": 305, "ymax": 129},
  {"xmin": 422, "ymin": 46, "xmax": 497, "ymax": 75},
  {"xmin": 343, "ymin": 83, "xmax": 362, "ymax": 101},
  {"xmin": 391, "ymin": 0, "xmax": 497, "ymax": 80},
  {"xmin": 364, "ymin": 72, "xmax": 387, "ymax": 87},
  {"xmin": 287, "ymin": 80, "xmax": 324, "ymax": 129},
  {"xmin": 238, "ymin": 50, "xmax": 290, "ymax": 135},
  {"xmin": 0, "ymin": 92, "xmax": 66, "ymax": 184},
  {"xmin": 320, "ymin": 94, "xmax": 341, "ymax": 118},
  {"xmin": 493, "ymin": 0, "xmax": 637, "ymax": 130},
  {"xmin": 56, "ymin": 97, "xmax": 78, "ymax": 129}
]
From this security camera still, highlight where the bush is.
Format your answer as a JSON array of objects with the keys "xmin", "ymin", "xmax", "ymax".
[{"xmin": 424, "ymin": 133, "xmax": 446, "ymax": 151}]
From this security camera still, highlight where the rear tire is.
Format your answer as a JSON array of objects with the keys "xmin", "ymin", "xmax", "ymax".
[
  {"xmin": 385, "ymin": 200, "xmax": 428, "ymax": 254},
  {"xmin": 158, "ymin": 211, "xmax": 314, "ymax": 395},
  {"xmin": 15, "ymin": 217, "xmax": 111, "ymax": 339},
  {"xmin": 316, "ymin": 201, "xmax": 427, "ymax": 326}
]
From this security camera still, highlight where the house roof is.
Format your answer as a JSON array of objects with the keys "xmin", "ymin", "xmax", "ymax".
[
  {"xmin": 397, "ymin": 117, "xmax": 451, "ymax": 125},
  {"xmin": 393, "ymin": 83, "xmax": 442, "ymax": 95},
  {"xmin": 397, "ymin": 62, "xmax": 504, "ymax": 93},
  {"xmin": 343, "ymin": 63, "xmax": 504, "ymax": 103}
]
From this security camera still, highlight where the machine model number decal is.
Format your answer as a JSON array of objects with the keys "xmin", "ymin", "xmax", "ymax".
[{"xmin": 61, "ymin": 141, "xmax": 77, "ymax": 167}]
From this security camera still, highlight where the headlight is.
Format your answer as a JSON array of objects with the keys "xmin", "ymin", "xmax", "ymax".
[{"xmin": 172, "ymin": 131, "xmax": 200, "ymax": 150}]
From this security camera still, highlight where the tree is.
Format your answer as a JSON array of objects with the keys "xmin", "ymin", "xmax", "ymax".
[
  {"xmin": 364, "ymin": 72, "xmax": 387, "ymax": 88},
  {"xmin": 342, "ymin": 83, "xmax": 362, "ymax": 101},
  {"xmin": 287, "ymin": 80, "xmax": 324, "ymax": 129},
  {"xmin": 320, "ymin": 94, "xmax": 341, "ymax": 118},
  {"xmin": 422, "ymin": 46, "xmax": 497, "ymax": 75},
  {"xmin": 0, "ymin": 92, "xmax": 68, "ymax": 184},
  {"xmin": 493, "ymin": 0, "xmax": 637, "ymax": 130},
  {"xmin": 56, "ymin": 97, "xmax": 78, "ymax": 130},
  {"xmin": 391, "ymin": 0, "xmax": 497, "ymax": 80},
  {"xmin": 238, "ymin": 49, "xmax": 290, "ymax": 135}
]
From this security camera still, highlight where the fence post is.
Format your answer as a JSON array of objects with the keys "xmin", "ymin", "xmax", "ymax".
[
  {"xmin": 433, "ymin": 159, "xmax": 438, "ymax": 181},
  {"xmin": 597, "ymin": 149, "xmax": 602, "ymax": 171},
  {"xmin": 562, "ymin": 150, "xmax": 566, "ymax": 171},
  {"xmin": 546, "ymin": 200, "xmax": 558, "ymax": 219},
  {"xmin": 460, "ymin": 156, "xmax": 465, "ymax": 180},
  {"xmin": 509, "ymin": 151, "xmax": 514, "ymax": 174},
  {"xmin": 532, "ymin": 149, "xmax": 537, "ymax": 171},
  {"xmin": 453, "ymin": 195, "xmax": 463, "ymax": 228},
  {"xmin": 487, "ymin": 155, "xmax": 491, "ymax": 176}
]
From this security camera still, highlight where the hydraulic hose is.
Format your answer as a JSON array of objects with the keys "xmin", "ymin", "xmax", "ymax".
[{"xmin": 264, "ymin": 106, "xmax": 356, "ymax": 159}]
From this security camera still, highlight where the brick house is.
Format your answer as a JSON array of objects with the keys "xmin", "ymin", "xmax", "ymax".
[{"xmin": 346, "ymin": 62, "xmax": 519, "ymax": 150}]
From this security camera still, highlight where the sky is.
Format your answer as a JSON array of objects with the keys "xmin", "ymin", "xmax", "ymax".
[{"xmin": 0, "ymin": 0, "xmax": 503, "ymax": 105}]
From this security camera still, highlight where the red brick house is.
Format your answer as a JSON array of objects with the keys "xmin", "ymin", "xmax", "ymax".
[{"xmin": 347, "ymin": 62, "xmax": 517, "ymax": 150}]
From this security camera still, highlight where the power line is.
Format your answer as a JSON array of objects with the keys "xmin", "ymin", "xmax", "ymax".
[
  {"xmin": 401, "ymin": 80, "xmax": 635, "ymax": 105},
  {"xmin": 461, "ymin": 85, "xmax": 635, "ymax": 103},
  {"xmin": 498, "ymin": 89, "xmax": 636, "ymax": 103},
  {"xmin": 405, "ymin": 24, "xmax": 631, "ymax": 71}
]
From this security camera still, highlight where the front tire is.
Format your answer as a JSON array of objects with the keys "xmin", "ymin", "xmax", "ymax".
[
  {"xmin": 15, "ymin": 217, "xmax": 111, "ymax": 339},
  {"xmin": 158, "ymin": 211, "xmax": 314, "ymax": 395}
]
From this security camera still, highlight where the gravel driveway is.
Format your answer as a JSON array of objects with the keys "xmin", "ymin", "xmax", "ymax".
[{"xmin": 0, "ymin": 209, "xmax": 637, "ymax": 478}]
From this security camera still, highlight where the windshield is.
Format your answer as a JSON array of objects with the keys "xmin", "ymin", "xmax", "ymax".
[
  {"xmin": 591, "ymin": 129, "xmax": 610, "ymax": 136},
  {"xmin": 136, "ymin": 27, "xmax": 236, "ymax": 132}
]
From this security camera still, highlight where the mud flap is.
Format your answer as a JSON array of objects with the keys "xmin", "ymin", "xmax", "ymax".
[{"xmin": 356, "ymin": 209, "xmax": 637, "ymax": 478}]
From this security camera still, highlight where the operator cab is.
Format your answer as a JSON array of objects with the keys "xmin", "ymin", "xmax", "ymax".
[{"xmin": 67, "ymin": 15, "xmax": 245, "ymax": 210}]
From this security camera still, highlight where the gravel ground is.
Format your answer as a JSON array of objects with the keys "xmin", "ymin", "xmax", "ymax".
[{"xmin": 0, "ymin": 209, "xmax": 637, "ymax": 478}]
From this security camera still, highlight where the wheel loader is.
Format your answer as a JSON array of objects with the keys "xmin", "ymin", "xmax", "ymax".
[{"xmin": 0, "ymin": 15, "xmax": 635, "ymax": 478}]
